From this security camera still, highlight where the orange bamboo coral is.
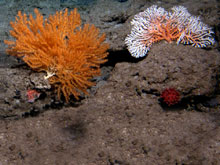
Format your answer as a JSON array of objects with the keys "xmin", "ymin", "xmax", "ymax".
[{"xmin": 5, "ymin": 8, "xmax": 109, "ymax": 101}]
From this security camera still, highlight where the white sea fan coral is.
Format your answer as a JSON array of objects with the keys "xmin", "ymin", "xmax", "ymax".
[
  {"xmin": 125, "ymin": 5, "xmax": 168, "ymax": 58},
  {"xmin": 125, "ymin": 5, "xmax": 215, "ymax": 58},
  {"xmin": 177, "ymin": 16, "xmax": 215, "ymax": 47}
]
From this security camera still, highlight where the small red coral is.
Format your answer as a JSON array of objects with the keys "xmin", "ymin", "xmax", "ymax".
[
  {"xmin": 160, "ymin": 88, "xmax": 180, "ymax": 106},
  {"xmin": 26, "ymin": 89, "xmax": 40, "ymax": 103}
]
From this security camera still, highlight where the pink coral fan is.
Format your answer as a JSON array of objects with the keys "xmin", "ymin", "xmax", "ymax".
[
  {"xmin": 160, "ymin": 88, "xmax": 180, "ymax": 106},
  {"xmin": 125, "ymin": 5, "xmax": 215, "ymax": 58}
]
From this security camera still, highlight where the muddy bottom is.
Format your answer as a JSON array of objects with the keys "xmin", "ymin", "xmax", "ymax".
[{"xmin": 0, "ymin": 61, "xmax": 220, "ymax": 164}]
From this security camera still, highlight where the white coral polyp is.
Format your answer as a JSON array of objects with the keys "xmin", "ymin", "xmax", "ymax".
[{"xmin": 125, "ymin": 5, "xmax": 215, "ymax": 58}]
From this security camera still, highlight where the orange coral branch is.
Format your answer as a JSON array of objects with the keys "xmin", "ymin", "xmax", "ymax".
[{"xmin": 5, "ymin": 8, "xmax": 109, "ymax": 102}]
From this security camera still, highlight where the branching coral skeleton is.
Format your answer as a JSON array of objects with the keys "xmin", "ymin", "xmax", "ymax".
[{"xmin": 125, "ymin": 5, "xmax": 215, "ymax": 58}]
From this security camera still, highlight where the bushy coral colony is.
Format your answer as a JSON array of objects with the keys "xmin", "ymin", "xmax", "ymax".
[
  {"xmin": 125, "ymin": 5, "xmax": 215, "ymax": 58},
  {"xmin": 5, "ymin": 8, "xmax": 109, "ymax": 101}
]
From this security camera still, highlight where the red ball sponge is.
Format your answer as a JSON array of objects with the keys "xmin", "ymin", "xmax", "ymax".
[{"xmin": 160, "ymin": 88, "xmax": 180, "ymax": 106}]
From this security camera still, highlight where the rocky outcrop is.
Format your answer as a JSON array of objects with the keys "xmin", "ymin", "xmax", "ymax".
[{"xmin": 110, "ymin": 42, "xmax": 220, "ymax": 99}]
